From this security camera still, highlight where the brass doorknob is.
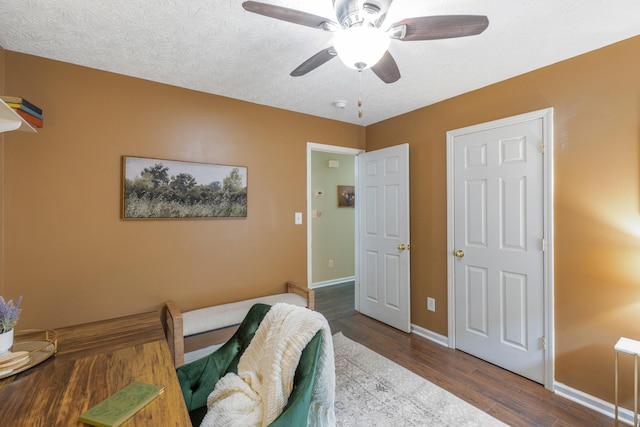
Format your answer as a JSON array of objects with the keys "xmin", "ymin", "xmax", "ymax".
[
  {"xmin": 397, "ymin": 243, "xmax": 406, "ymax": 251},
  {"xmin": 454, "ymin": 249, "xmax": 465, "ymax": 258}
]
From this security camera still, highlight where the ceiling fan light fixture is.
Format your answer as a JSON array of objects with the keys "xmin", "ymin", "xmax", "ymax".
[{"xmin": 333, "ymin": 26, "xmax": 390, "ymax": 70}]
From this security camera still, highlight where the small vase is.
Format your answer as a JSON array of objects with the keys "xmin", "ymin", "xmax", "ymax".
[{"xmin": 0, "ymin": 329, "xmax": 14, "ymax": 354}]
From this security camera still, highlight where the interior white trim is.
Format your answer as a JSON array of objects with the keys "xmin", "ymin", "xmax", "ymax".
[
  {"xmin": 445, "ymin": 108, "xmax": 555, "ymax": 390},
  {"xmin": 311, "ymin": 276, "xmax": 355, "ymax": 289},
  {"xmin": 554, "ymin": 382, "xmax": 625, "ymax": 424},
  {"xmin": 411, "ymin": 324, "xmax": 448, "ymax": 347},
  {"xmin": 306, "ymin": 142, "xmax": 364, "ymax": 310}
]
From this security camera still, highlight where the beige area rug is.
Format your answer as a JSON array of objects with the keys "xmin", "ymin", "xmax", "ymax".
[{"xmin": 333, "ymin": 333, "xmax": 507, "ymax": 426}]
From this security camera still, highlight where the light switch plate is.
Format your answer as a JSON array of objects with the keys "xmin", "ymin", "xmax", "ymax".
[{"xmin": 295, "ymin": 212, "xmax": 303, "ymax": 224}]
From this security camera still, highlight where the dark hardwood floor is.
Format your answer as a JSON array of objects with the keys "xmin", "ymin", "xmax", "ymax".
[
  {"xmin": 316, "ymin": 282, "xmax": 611, "ymax": 427},
  {"xmin": 314, "ymin": 281, "xmax": 357, "ymax": 321}
]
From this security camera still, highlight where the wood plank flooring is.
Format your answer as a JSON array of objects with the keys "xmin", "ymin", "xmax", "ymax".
[
  {"xmin": 314, "ymin": 281, "xmax": 357, "ymax": 321},
  {"xmin": 316, "ymin": 283, "xmax": 611, "ymax": 427}
]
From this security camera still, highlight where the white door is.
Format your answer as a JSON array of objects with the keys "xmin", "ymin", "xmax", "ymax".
[
  {"xmin": 358, "ymin": 143, "xmax": 410, "ymax": 333},
  {"xmin": 450, "ymin": 116, "xmax": 546, "ymax": 383}
]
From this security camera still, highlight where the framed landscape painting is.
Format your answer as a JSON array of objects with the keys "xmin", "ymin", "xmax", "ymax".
[{"xmin": 122, "ymin": 156, "xmax": 247, "ymax": 219}]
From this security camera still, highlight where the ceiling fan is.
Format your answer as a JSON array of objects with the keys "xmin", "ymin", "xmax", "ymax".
[{"xmin": 242, "ymin": 0, "xmax": 489, "ymax": 83}]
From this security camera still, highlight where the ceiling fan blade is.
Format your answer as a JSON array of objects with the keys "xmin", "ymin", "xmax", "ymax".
[
  {"xmin": 242, "ymin": 1, "xmax": 337, "ymax": 30},
  {"xmin": 391, "ymin": 15, "xmax": 489, "ymax": 41},
  {"xmin": 371, "ymin": 51, "xmax": 400, "ymax": 84},
  {"xmin": 290, "ymin": 48, "xmax": 337, "ymax": 76}
]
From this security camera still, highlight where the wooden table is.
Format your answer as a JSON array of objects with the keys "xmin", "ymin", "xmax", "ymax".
[{"xmin": 0, "ymin": 311, "xmax": 191, "ymax": 426}]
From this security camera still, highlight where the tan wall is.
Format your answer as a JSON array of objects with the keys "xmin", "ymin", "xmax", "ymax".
[
  {"xmin": 2, "ymin": 51, "xmax": 365, "ymax": 330},
  {"xmin": 366, "ymin": 35, "xmax": 640, "ymax": 404}
]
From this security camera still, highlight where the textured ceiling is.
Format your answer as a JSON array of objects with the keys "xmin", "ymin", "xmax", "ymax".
[{"xmin": 1, "ymin": 0, "xmax": 640, "ymax": 126}]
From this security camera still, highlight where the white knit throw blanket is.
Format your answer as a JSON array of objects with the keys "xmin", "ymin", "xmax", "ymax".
[{"xmin": 201, "ymin": 303, "xmax": 336, "ymax": 427}]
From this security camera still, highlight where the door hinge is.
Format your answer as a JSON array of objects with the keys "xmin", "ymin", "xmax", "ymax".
[
  {"xmin": 541, "ymin": 140, "xmax": 545, "ymax": 154},
  {"xmin": 541, "ymin": 336, "xmax": 547, "ymax": 350},
  {"xmin": 541, "ymin": 238, "xmax": 546, "ymax": 252}
]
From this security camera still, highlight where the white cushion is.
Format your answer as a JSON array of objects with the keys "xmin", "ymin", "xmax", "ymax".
[
  {"xmin": 182, "ymin": 293, "xmax": 307, "ymax": 337},
  {"xmin": 184, "ymin": 343, "xmax": 224, "ymax": 364}
]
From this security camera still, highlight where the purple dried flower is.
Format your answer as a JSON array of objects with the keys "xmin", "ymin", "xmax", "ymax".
[{"xmin": 0, "ymin": 296, "xmax": 22, "ymax": 333}]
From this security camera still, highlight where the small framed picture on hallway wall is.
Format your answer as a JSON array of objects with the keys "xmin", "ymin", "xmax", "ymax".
[{"xmin": 338, "ymin": 185, "xmax": 355, "ymax": 208}]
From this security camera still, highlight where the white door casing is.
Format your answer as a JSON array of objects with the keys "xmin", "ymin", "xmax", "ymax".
[
  {"xmin": 358, "ymin": 143, "xmax": 411, "ymax": 333},
  {"xmin": 446, "ymin": 109, "xmax": 554, "ymax": 389}
]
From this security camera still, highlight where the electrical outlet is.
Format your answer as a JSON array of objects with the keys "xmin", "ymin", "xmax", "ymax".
[
  {"xmin": 427, "ymin": 297, "xmax": 435, "ymax": 312},
  {"xmin": 328, "ymin": 260, "xmax": 334, "ymax": 268}
]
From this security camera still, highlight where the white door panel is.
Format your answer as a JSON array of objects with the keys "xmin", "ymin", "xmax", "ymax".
[
  {"xmin": 359, "ymin": 144, "xmax": 410, "ymax": 333},
  {"xmin": 451, "ymin": 118, "xmax": 545, "ymax": 383}
]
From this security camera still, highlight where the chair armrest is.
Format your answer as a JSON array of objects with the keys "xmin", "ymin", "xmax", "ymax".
[
  {"xmin": 177, "ymin": 303, "xmax": 272, "ymax": 420},
  {"xmin": 269, "ymin": 330, "xmax": 322, "ymax": 427},
  {"xmin": 165, "ymin": 301, "xmax": 184, "ymax": 368},
  {"xmin": 286, "ymin": 281, "xmax": 315, "ymax": 310}
]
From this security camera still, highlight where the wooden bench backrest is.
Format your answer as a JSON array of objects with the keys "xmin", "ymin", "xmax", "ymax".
[{"xmin": 165, "ymin": 281, "xmax": 314, "ymax": 368}]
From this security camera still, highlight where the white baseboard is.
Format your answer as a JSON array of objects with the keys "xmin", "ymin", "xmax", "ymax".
[
  {"xmin": 409, "ymin": 326, "xmax": 625, "ymax": 423},
  {"xmin": 311, "ymin": 277, "xmax": 355, "ymax": 289},
  {"xmin": 554, "ymin": 382, "xmax": 629, "ymax": 424},
  {"xmin": 411, "ymin": 323, "xmax": 449, "ymax": 347}
]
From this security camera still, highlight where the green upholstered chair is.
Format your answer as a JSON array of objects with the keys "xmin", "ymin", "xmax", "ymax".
[{"xmin": 176, "ymin": 303, "xmax": 323, "ymax": 426}]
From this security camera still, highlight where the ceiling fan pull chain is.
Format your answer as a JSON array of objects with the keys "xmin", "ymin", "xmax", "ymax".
[{"xmin": 358, "ymin": 70, "xmax": 363, "ymax": 119}]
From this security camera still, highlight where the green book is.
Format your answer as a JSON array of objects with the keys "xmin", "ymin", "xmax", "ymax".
[{"xmin": 79, "ymin": 382, "xmax": 164, "ymax": 427}]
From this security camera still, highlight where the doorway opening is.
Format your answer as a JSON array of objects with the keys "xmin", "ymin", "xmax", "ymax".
[
  {"xmin": 307, "ymin": 142, "xmax": 412, "ymax": 333},
  {"xmin": 306, "ymin": 143, "xmax": 363, "ymax": 313}
]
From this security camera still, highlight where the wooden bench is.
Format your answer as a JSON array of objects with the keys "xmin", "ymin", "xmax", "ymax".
[{"xmin": 165, "ymin": 281, "xmax": 314, "ymax": 367}]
